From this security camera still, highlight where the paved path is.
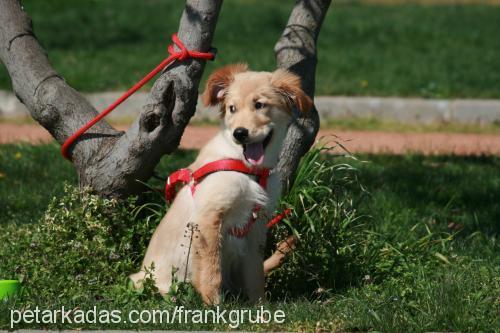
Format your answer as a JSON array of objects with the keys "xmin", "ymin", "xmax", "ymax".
[
  {"xmin": 2, "ymin": 90, "xmax": 500, "ymax": 125},
  {"xmin": 1, "ymin": 123, "xmax": 499, "ymax": 156}
]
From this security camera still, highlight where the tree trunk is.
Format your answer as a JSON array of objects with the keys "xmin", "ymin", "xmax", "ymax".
[
  {"xmin": 0, "ymin": 0, "xmax": 222, "ymax": 197},
  {"xmin": 275, "ymin": 0, "xmax": 331, "ymax": 192}
]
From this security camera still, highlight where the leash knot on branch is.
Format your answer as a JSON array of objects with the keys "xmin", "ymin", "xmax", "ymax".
[{"xmin": 168, "ymin": 33, "xmax": 215, "ymax": 62}]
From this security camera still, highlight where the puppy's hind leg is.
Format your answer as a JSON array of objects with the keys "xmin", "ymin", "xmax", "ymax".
[{"xmin": 264, "ymin": 235, "xmax": 297, "ymax": 275}]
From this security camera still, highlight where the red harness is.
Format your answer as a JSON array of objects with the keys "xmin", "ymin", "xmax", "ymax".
[{"xmin": 165, "ymin": 159, "xmax": 286, "ymax": 238}]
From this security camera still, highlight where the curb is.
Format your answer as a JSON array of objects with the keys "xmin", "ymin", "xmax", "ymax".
[{"xmin": 1, "ymin": 90, "xmax": 499, "ymax": 124}]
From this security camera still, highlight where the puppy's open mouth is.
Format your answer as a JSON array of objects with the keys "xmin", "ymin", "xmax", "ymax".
[{"xmin": 243, "ymin": 130, "xmax": 273, "ymax": 166}]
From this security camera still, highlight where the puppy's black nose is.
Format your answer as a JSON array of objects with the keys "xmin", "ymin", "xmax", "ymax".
[{"xmin": 233, "ymin": 127, "xmax": 249, "ymax": 143}]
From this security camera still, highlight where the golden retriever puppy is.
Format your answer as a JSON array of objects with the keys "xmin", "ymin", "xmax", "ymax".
[{"xmin": 130, "ymin": 64, "xmax": 312, "ymax": 304}]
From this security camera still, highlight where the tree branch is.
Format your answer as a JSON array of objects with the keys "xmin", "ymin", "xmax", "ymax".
[{"xmin": 275, "ymin": 0, "xmax": 331, "ymax": 192}]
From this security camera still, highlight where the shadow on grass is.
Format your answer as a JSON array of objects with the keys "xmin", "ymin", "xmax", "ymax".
[{"xmin": 351, "ymin": 154, "xmax": 500, "ymax": 238}]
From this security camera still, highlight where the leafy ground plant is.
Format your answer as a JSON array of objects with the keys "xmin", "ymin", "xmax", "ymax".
[{"xmin": 0, "ymin": 185, "xmax": 159, "ymax": 303}]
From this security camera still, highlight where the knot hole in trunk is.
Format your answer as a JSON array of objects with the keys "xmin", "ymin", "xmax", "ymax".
[{"xmin": 141, "ymin": 81, "xmax": 175, "ymax": 133}]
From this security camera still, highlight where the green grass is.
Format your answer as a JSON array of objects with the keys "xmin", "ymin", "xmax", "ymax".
[
  {"xmin": 1, "ymin": 1, "xmax": 500, "ymax": 98},
  {"xmin": 0, "ymin": 144, "xmax": 76, "ymax": 225},
  {"xmin": 0, "ymin": 143, "xmax": 498, "ymax": 331}
]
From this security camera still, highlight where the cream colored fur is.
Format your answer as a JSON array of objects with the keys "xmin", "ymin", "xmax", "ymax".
[{"xmin": 130, "ymin": 65, "xmax": 311, "ymax": 304}]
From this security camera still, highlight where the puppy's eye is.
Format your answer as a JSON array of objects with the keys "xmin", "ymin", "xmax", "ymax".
[
  {"xmin": 229, "ymin": 105, "xmax": 236, "ymax": 113},
  {"xmin": 254, "ymin": 102, "xmax": 265, "ymax": 110}
]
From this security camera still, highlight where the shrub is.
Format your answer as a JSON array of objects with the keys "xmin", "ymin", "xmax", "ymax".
[
  {"xmin": 0, "ymin": 185, "xmax": 162, "ymax": 305},
  {"xmin": 266, "ymin": 148, "xmax": 367, "ymax": 298},
  {"xmin": 267, "ymin": 148, "xmax": 459, "ymax": 300}
]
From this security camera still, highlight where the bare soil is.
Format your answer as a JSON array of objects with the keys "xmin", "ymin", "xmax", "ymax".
[{"xmin": 1, "ymin": 123, "xmax": 499, "ymax": 156}]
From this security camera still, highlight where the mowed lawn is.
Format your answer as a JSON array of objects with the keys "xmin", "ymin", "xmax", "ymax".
[
  {"xmin": 0, "ymin": 144, "xmax": 498, "ymax": 331},
  {"xmin": 0, "ymin": 0, "xmax": 499, "ymax": 98}
]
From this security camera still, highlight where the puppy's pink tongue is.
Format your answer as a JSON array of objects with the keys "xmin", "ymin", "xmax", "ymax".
[{"xmin": 244, "ymin": 142, "xmax": 264, "ymax": 166}]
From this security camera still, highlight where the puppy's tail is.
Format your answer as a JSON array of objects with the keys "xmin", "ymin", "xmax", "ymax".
[{"xmin": 263, "ymin": 235, "xmax": 298, "ymax": 275}]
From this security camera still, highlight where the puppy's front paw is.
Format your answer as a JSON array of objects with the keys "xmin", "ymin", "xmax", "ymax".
[{"xmin": 128, "ymin": 271, "xmax": 146, "ymax": 290}]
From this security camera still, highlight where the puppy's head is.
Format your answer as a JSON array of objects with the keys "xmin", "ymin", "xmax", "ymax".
[{"xmin": 202, "ymin": 64, "xmax": 313, "ymax": 166}]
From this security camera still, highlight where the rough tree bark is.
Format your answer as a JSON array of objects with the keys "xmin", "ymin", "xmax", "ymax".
[
  {"xmin": 275, "ymin": 0, "xmax": 331, "ymax": 192},
  {"xmin": 0, "ymin": 0, "xmax": 222, "ymax": 197},
  {"xmin": 0, "ymin": 0, "xmax": 329, "ymax": 198}
]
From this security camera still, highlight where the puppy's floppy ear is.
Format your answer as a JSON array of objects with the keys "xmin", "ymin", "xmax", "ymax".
[
  {"xmin": 202, "ymin": 63, "xmax": 248, "ymax": 106},
  {"xmin": 270, "ymin": 69, "xmax": 313, "ymax": 115}
]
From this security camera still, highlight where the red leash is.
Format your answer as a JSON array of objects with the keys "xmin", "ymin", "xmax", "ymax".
[
  {"xmin": 61, "ymin": 33, "xmax": 215, "ymax": 160},
  {"xmin": 266, "ymin": 208, "xmax": 292, "ymax": 229}
]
